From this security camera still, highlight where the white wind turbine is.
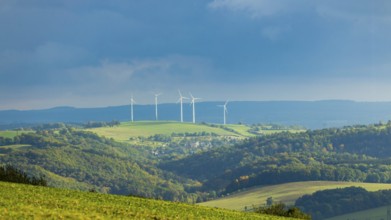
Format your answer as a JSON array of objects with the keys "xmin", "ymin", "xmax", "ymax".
[
  {"xmin": 130, "ymin": 95, "xmax": 136, "ymax": 122},
  {"xmin": 177, "ymin": 90, "xmax": 189, "ymax": 123},
  {"xmin": 154, "ymin": 93, "xmax": 162, "ymax": 121},
  {"xmin": 189, "ymin": 93, "xmax": 201, "ymax": 124},
  {"xmin": 217, "ymin": 100, "xmax": 229, "ymax": 125}
]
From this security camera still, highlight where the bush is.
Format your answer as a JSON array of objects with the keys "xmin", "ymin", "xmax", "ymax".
[{"xmin": 255, "ymin": 203, "xmax": 311, "ymax": 219}]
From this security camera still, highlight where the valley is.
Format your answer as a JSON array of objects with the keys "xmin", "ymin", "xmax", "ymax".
[
  {"xmin": 2, "ymin": 1, "xmax": 388, "ymax": 219},
  {"xmin": 2, "ymin": 121, "xmax": 391, "ymax": 219}
]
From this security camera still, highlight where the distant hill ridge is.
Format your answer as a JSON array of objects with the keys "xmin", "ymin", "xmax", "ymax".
[{"xmin": 1, "ymin": 100, "xmax": 391, "ymax": 129}]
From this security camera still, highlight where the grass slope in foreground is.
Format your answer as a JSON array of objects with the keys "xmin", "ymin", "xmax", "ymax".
[
  {"xmin": 0, "ymin": 181, "xmax": 294, "ymax": 220},
  {"xmin": 200, "ymin": 181, "xmax": 391, "ymax": 211}
]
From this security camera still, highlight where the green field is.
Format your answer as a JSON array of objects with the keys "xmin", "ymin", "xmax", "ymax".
[
  {"xmin": 0, "ymin": 130, "xmax": 32, "ymax": 138},
  {"xmin": 0, "ymin": 144, "xmax": 31, "ymax": 149},
  {"xmin": 87, "ymin": 121, "xmax": 303, "ymax": 142},
  {"xmin": 0, "ymin": 181, "xmax": 294, "ymax": 220},
  {"xmin": 326, "ymin": 205, "xmax": 391, "ymax": 220},
  {"xmin": 200, "ymin": 181, "xmax": 391, "ymax": 211},
  {"xmin": 88, "ymin": 121, "xmax": 244, "ymax": 141},
  {"xmin": 0, "ymin": 144, "xmax": 32, "ymax": 157},
  {"xmin": 224, "ymin": 124, "xmax": 256, "ymax": 136}
]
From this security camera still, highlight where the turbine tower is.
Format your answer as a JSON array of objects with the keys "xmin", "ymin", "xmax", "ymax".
[
  {"xmin": 130, "ymin": 95, "xmax": 136, "ymax": 122},
  {"xmin": 177, "ymin": 90, "xmax": 188, "ymax": 123},
  {"xmin": 154, "ymin": 93, "xmax": 162, "ymax": 121},
  {"xmin": 218, "ymin": 100, "xmax": 229, "ymax": 125},
  {"xmin": 190, "ymin": 93, "xmax": 201, "ymax": 124}
]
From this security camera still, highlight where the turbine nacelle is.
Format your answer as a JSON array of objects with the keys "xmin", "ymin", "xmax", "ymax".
[
  {"xmin": 189, "ymin": 93, "xmax": 202, "ymax": 105},
  {"xmin": 189, "ymin": 92, "xmax": 201, "ymax": 124},
  {"xmin": 177, "ymin": 90, "xmax": 189, "ymax": 103},
  {"xmin": 218, "ymin": 100, "xmax": 229, "ymax": 125},
  {"xmin": 130, "ymin": 94, "xmax": 136, "ymax": 104},
  {"xmin": 178, "ymin": 90, "xmax": 189, "ymax": 123},
  {"xmin": 154, "ymin": 92, "xmax": 162, "ymax": 121},
  {"xmin": 130, "ymin": 94, "xmax": 136, "ymax": 122}
]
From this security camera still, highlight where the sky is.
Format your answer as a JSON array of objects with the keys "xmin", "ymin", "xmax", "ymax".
[{"xmin": 1, "ymin": 0, "xmax": 391, "ymax": 110}]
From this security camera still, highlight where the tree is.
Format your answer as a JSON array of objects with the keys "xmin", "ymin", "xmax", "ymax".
[{"xmin": 266, "ymin": 197, "xmax": 273, "ymax": 206}]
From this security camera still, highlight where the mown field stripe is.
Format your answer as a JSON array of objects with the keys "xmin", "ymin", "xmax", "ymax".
[{"xmin": 200, "ymin": 181, "xmax": 391, "ymax": 211}]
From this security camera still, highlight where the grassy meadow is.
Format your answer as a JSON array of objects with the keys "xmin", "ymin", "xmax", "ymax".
[
  {"xmin": 87, "ymin": 121, "xmax": 240, "ymax": 141},
  {"xmin": 200, "ymin": 181, "xmax": 391, "ymax": 211},
  {"xmin": 0, "ymin": 181, "xmax": 294, "ymax": 220},
  {"xmin": 0, "ymin": 130, "xmax": 32, "ymax": 138},
  {"xmin": 87, "ymin": 121, "xmax": 303, "ymax": 142},
  {"xmin": 326, "ymin": 205, "xmax": 391, "ymax": 220}
]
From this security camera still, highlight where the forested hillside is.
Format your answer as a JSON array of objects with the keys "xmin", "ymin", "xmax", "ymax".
[
  {"xmin": 0, "ymin": 127, "xmax": 199, "ymax": 201},
  {"xmin": 162, "ymin": 122, "xmax": 391, "ymax": 196},
  {"xmin": 295, "ymin": 187, "xmax": 391, "ymax": 219}
]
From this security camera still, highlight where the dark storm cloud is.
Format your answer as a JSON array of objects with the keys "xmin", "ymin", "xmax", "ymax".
[{"xmin": 1, "ymin": 0, "xmax": 391, "ymax": 109}]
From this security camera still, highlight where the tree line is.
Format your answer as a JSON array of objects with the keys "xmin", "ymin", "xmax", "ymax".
[
  {"xmin": 295, "ymin": 187, "xmax": 391, "ymax": 220},
  {"xmin": 0, "ymin": 164, "xmax": 47, "ymax": 186}
]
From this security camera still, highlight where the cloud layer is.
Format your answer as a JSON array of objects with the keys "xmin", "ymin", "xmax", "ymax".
[{"xmin": 1, "ymin": 0, "xmax": 391, "ymax": 109}]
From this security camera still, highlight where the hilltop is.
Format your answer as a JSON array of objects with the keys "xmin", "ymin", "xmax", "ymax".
[
  {"xmin": 87, "ymin": 121, "xmax": 253, "ymax": 140},
  {"xmin": 86, "ymin": 121, "xmax": 301, "ymax": 140}
]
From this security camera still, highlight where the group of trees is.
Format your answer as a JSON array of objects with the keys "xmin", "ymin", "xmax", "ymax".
[
  {"xmin": 295, "ymin": 187, "xmax": 391, "ymax": 219},
  {"xmin": 248, "ymin": 124, "xmax": 305, "ymax": 135},
  {"xmin": 0, "ymin": 164, "xmax": 47, "ymax": 186},
  {"xmin": 254, "ymin": 203, "xmax": 311, "ymax": 219},
  {"xmin": 83, "ymin": 121, "xmax": 120, "ymax": 128}
]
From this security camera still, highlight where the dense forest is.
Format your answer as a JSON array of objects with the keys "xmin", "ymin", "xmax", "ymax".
[
  {"xmin": 2, "ymin": 122, "xmax": 391, "ymax": 204},
  {"xmin": 295, "ymin": 187, "xmax": 391, "ymax": 219}
]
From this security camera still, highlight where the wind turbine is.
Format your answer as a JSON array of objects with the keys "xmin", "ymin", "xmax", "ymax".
[
  {"xmin": 189, "ymin": 93, "xmax": 201, "ymax": 124},
  {"xmin": 130, "ymin": 95, "xmax": 136, "ymax": 122},
  {"xmin": 177, "ymin": 90, "xmax": 188, "ymax": 123},
  {"xmin": 217, "ymin": 100, "xmax": 229, "ymax": 125},
  {"xmin": 154, "ymin": 93, "xmax": 162, "ymax": 121}
]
